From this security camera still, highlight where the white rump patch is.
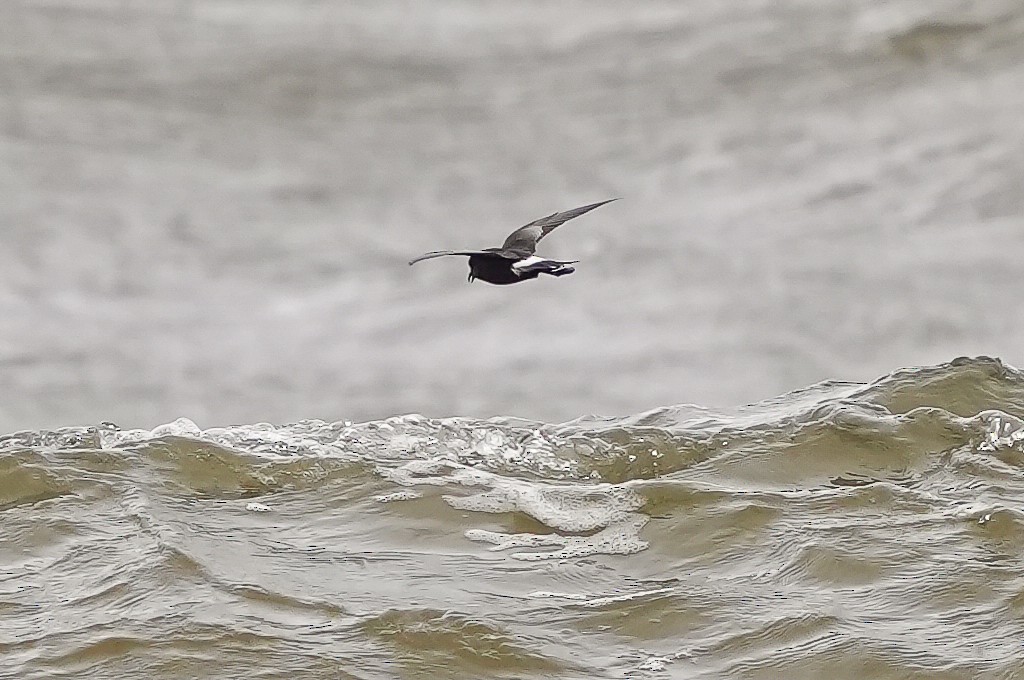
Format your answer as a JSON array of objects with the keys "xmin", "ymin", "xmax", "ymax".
[{"xmin": 512, "ymin": 256, "xmax": 546, "ymax": 271}]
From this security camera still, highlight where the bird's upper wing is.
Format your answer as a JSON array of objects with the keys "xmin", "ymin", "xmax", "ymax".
[
  {"xmin": 500, "ymin": 198, "xmax": 618, "ymax": 255},
  {"xmin": 408, "ymin": 249, "xmax": 515, "ymax": 265}
]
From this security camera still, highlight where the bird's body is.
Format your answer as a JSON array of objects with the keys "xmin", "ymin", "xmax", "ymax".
[
  {"xmin": 409, "ymin": 199, "xmax": 616, "ymax": 285},
  {"xmin": 467, "ymin": 252, "xmax": 525, "ymax": 285},
  {"xmin": 465, "ymin": 252, "xmax": 577, "ymax": 285}
]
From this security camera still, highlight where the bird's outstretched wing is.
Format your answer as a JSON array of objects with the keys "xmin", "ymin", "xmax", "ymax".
[
  {"xmin": 409, "ymin": 249, "xmax": 519, "ymax": 265},
  {"xmin": 500, "ymin": 198, "xmax": 618, "ymax": 255},
  {"xmin": 408, "ymin": 250, "xmax": 489, "ymax": 265}
]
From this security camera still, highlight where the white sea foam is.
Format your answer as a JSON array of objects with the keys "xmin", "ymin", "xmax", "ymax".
[
  {"xmin": 445, "ymin": 481, "xmax": 645, "ymax": 532},
  {"xmin": 465, "ymin": 514, "xmax": 649, "ymax": 560}
]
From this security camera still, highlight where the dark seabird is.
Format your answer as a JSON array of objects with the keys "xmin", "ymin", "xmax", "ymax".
[{"xmin": 408, "ymin": 199, "xmax": 617, "ymax": 285}]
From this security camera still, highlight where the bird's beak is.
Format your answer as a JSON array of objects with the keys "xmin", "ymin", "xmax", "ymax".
[{"xmin": 467, "ymin": 272, "xmax": 474, "ymax": 283}]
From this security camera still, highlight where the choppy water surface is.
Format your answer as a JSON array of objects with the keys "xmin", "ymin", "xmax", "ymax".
[{"xmin": 3, "ymin": 357, "xmax": 1024, "ymax": 678}]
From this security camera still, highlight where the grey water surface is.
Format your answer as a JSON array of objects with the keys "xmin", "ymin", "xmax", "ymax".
[{"xmin": 1, "ymin": 0, "xmax": 1022, "ymax": 430}]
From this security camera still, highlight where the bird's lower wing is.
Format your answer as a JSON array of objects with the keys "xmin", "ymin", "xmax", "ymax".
[{"xmin": 408, "ymin": 250, "xmax": 490, "ymax": 265}]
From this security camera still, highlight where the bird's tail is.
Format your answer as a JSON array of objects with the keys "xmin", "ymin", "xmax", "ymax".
[
  {"xmin": 513, "ymin": 257, "xmax": 579, "ymax": 276},
  {"xmin": 546, "ymin": 264, "xmax": 575, "ymax": 277}
]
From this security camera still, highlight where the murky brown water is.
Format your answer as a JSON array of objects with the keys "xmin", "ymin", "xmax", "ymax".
[
  {"xmin": 3, "ymin": 358, "xmax": 1024, "ymax": 678},
  {"xmin": 3, "ymin": 1, "xmax": 1024, "ymax": 678}
]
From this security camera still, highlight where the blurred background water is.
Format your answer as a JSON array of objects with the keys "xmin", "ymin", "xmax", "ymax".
[
  {"xmin": 2, "ymin": 0, "xmax": 1022, "ymax": 432},
  {"xmin": 3, "ymin": 2, "xmax": 1024, "ymax": 679}
]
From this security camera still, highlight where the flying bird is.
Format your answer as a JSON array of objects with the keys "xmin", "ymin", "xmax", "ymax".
[{"xmin": 408, "ymin": 199, "xmax": 617, "ymax": 285}]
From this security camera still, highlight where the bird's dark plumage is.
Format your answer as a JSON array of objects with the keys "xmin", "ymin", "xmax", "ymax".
[{"xmin": 408, "ymin": 199, "xmax": 616, "ymax": 285}]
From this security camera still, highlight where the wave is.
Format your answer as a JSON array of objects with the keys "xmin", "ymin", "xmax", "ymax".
[
  {"xmin": 3, "ymin": 356, "xmax": 1023, "ymax": 557},
  {"xmin": 5, "ymin": 356, "xmax": 1024, "ymax": 678}
]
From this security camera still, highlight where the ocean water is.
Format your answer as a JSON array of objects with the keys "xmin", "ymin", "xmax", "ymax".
[
  {"xmin": 1, "ymin": 0, "xmax": 1023, "ymax": 431},
  {"xmin": 3, "ymin": 2, "xmax": 1024, "ymax": 678},
  {"xmin": 3, "ymin": 357, "xmax": 1024, "ymax": 678}
]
